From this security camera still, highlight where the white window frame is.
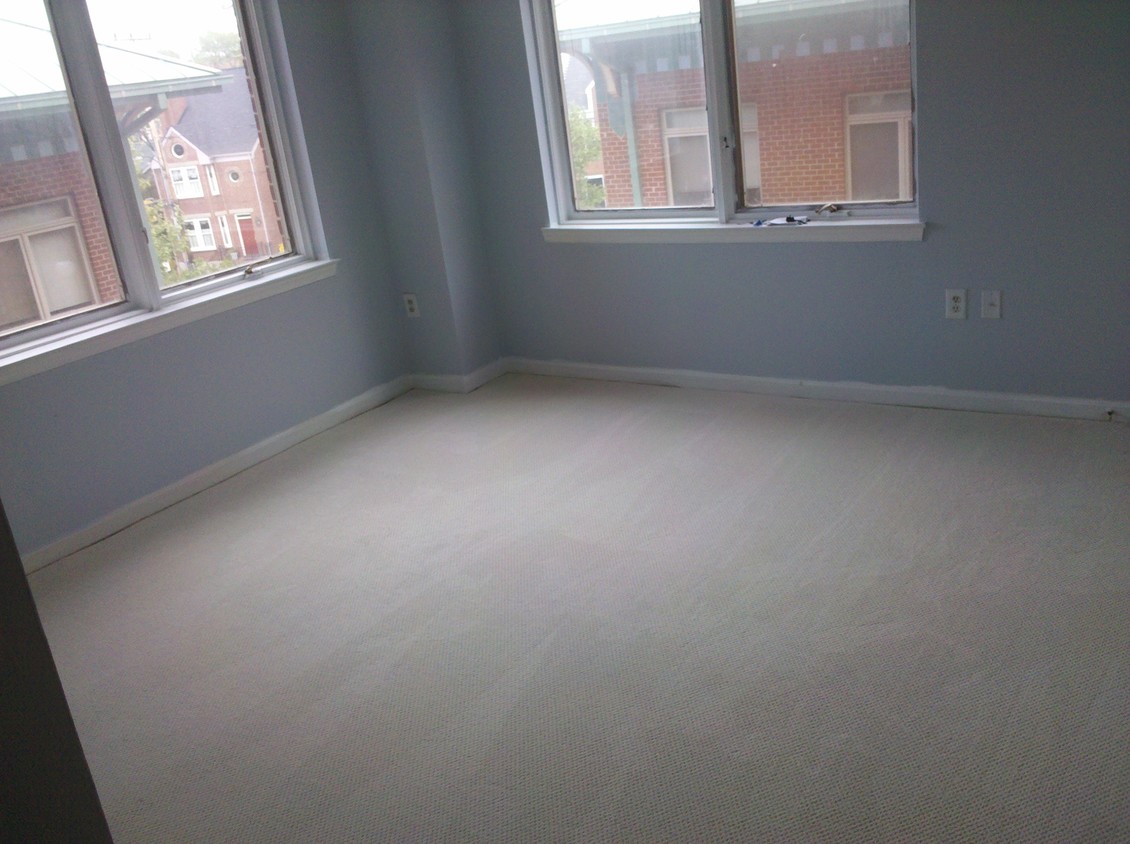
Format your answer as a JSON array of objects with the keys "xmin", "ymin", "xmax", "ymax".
[
  {"xmin": 216, "ymin": 214, "xmax": 233, "ymax": 249},
  {"xmin": 522, "ymin": 0, "xmax": 923, "ymax": 243},
  {"xmin": 845, "ymin": 91, "xmax": 913, "ymax": 202},
  {"xmin": 170, "ymin": 165, "xmax": 204, "ymax": 199},
  {"xmin": 0, "ymin": 0, "xmax": 335, "ymax": 387},
  {"xmin": 205, "ymin": 164, "xmax": 221, "ymax": 195},
  {"xmin": 0, "ymin": 198, "xmax": 101, "ymax": 337},
  {"xmin": 183, "ymin": 217, "xmax": 216, "ymax": 252}
]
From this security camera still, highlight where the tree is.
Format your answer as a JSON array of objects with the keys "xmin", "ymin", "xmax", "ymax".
[
  {"xmin": 144, "ymin": 199, "xmax": 190, "ymax": 286},
  {"xmin": 567, "ymin": 106, "xmax": 606, "ymax": 210},
  {"xmin": 193, "ymin": 31, "xmax": 243, "ymax": 68}
]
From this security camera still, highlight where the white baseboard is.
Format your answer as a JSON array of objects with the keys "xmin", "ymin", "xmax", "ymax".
[
  {"xmin": 409, "ymin": 358, "xmax": 505, "ymax": 394},
  {"xmin": 23, "ymin": 357, "xmax": 1125, "ymax": 572},
  {"xmin": 23, "ymin": 360, "xmax": 508, "ymax": 573},
  {"xmin": 501, "ymin": 357, "xmax": 1128, "ymax": 422},
  {"xmin": 22, "ymin": 375, "xmax": 414, "ymax": 573}
]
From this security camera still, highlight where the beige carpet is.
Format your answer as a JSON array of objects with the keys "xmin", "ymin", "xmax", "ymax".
[{"xmin": 30, "ymin": 374, "xmax": 1130, "ymax": 842}]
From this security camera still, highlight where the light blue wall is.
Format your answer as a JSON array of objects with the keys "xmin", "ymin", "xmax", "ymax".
[
  {"xmin": 347, "ymin": 0, "xmax": 499, "ymax": 376},
  {"xmin": 457, "ymin": 0, "xmax": 1129, "ymax": 400},
  {"xmin": 0, "ymin": 0, "xmax": 408, "ymax": 554}
]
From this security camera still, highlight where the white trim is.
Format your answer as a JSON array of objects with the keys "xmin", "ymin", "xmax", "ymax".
[
  {"xmin": 543, "ymin": 217, "xmax": 925, "ymax": 243},
  {"xmin": 170, "ymin": 165, "xmax": 205, "ymax": 199},
  {"xmin": 183, "ymin": 215, "xmax": 216, "ymax": 251},
  {"xmin": 501, "ymin": 358, "xmax": 1129, "ymax": 422},
  {"xmin": 20, "ymin": 354, "xmax": 1126, "ymax": 571},
  {"xmin": 216, "ymin": 214, "xmax": 233, "ymax": 249},
  {"xmin": 0, "ymin": 259, "xmax": 337, "ymax": 387},
  {"xmin": 22, "ymin": 372, "xmax": 413, "ymax": 573},
  {"xmin": 20, "ymin": 358, "xmax": 503, "ymax": 571},
  {"xmin": 409, "ymin": 358, "xmax": 506, "ymax": 394}
]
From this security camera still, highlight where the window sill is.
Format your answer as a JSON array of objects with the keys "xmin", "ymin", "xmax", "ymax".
[
  {"xmin": 0, "ymin": 258, "xmax": 337, "ymax": 388},
  {"xmin": 542, "ymin": 217, "xmax": 925, "ymax": 244}
]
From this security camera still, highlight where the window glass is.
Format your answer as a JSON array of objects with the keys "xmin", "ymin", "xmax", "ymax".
[
  {"xmin": 731, "ymin": 0, "xmax": 912, "ymax": 207},
  {"xmin": 552, "ymin": 0, "xmax": 709, "ymax": 210},
  {"xmin": 85, "ymin": 0, "xmax": 293, "ymax": 287},
  {"xmin": 0, "ymin": 1, "xmax": 126, "ymax": 336}
]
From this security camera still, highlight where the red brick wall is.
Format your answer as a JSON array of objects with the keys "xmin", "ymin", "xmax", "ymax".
[
  {"xmin": 597, "ymin": 45, "xmax": 911, "ymax": 208},
  {"xmin": 0, "ymin": 154, "xmax": 123, "ymax": 304}
]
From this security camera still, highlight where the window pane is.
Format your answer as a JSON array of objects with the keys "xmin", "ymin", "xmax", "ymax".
[
  {"xmin": 0, "ymin": 0, "xmax": 126, "ymax": 336},
  {"xmin": 666, "ymin": 134, "xmax": 712, "ymax": 206},
  {"xmin": 732, "ymin": 0, "xmax": 911, "ymax": 206},
  {"xmin": 85, "ymin": 0, "xmax": 293, "ymax": 288},
  {"xmin": 28, "ymin": 228, "xmax": 95, "ymax": 314},
  {"xmin": 553, "ymin": 0, "xmax": 710, "ymax": 210},
  {"xmin": 849, "ymin": 121, "xmax": 900, "ymax": 201},
  {"xmin": 0, "ymin": 240, "xmax": 40, "ymax": 332}
]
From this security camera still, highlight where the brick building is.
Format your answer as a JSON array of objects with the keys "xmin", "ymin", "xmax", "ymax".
[
  {"xmin": 144, "ymin": 67, "xmax": 290, "ymax": 274},
  {"xmin": 557, "ymin": 0, "xmax": 912, "ymax": 210}
]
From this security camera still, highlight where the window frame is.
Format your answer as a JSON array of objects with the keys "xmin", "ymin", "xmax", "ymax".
[
  {"xmin": 0, "ymin": 198, "xmax": 102, "ymax": 337},
  {"xmin": 0, "ymin": 0, "xmax": 334, "ymax": 387},
  {"xmin": 183, "ymin": 216, "xmax": 216, "ymax": 252},
  {"xmin": 170, "ymin": 165, "xmax": 205, "ymax": 199},
  {"xmin": 845, "ymin": 91, "xmax": 914, "ymax": 202},
  {"xmin": 523, "ymin": 0, "xmax": 923, "ymax": 241}
]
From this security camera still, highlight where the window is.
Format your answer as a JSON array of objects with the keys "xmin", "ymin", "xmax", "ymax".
[
  {"xmin": 662, "ymin": 105, "xmax": 760, "ymax": 207},
  {"xmin": 528, "ymin": 0, "xmax": 916, "ymax": 229},
  {"xmin": 846, "ymin": 92, "xmax": 913, "ymax": 201},
  {"xmin": 0, "ymin": 199, "xmax": 99, "ymax": 336},
  {"xmin": 216, "ymin": 214, "xmax": 233, "ymax": 249},
  {"xmin": 170, "ymin": 166, "xmax": 204, "ymax": 199},
  {"xmin": 0, "ymin": 0, "xmax": 330, "ymax": 374},
  {"xmin": 183, "ymin": 217, "xmax": 216, "ymax": 252}
]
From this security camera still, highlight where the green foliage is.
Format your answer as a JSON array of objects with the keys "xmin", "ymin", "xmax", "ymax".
[
  {"xmin": 144, "ymin": 200, "xmax": 192, "ymax": 287},
  {"xmin": 567, "ymin": 106, "xmax": 606, "ymax": 210},
  {"xmin": 193, "ymin": 31, "xmax": 244, "ymax": 68}
]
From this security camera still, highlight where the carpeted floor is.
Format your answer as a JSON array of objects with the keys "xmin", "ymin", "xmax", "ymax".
[{"xmin": 30, "ymin": 374, "xmax": 1130, "ymax": 842}]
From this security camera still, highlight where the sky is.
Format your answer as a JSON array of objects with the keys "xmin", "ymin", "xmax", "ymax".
[
  {"xmin": 553, "ymin": 0, "xmax": 699, "ymax": 30},
  {"xmin": 2, "ymin": 0, "xmax": 239, "ymax": 60}
]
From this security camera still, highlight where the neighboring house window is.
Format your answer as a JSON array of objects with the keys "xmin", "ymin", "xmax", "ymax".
[
  {"xmin": 846, "ymin": 91, "xmax": 913, "ymax": 201},
  {"xmin": 529, "ymin": 0, "xmax": 914, "ymax": 222},
  {"xmin": 216, "ymin": 214, "xmax": 233, "ymax": 249},
  {"xmin": 0, "ymin": 0, "xmax": 329, "ymax": 369},
  {"xmin": 662, "ymin": 105, "xmax": 760, "ymax": 207},
  {"xmin": 0, "ymin": 199, "xmax": 98, "ymax": 336},
  {"xmin": 170, "ymin": 166, "xmax": 204, "ymax": 199},
  {"xmin": 184, "ymin": 217, "xmax": 216, "ymax": 251},
  {"xmin": 662, "ymin": 109, "xmax": 712, "ymax": 207}
]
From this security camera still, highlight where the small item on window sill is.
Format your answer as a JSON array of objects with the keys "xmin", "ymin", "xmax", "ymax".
[
  {"xmin": 755, "ymin": 215, "xmax": 809, "ymax": 226},
  {"xmin": 816, "ymin": 203, "xmax": 841, "ymax": 214}
]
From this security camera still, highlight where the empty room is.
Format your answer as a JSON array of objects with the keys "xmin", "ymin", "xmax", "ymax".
[{"xmin": 1, "ymin": 0, "xmax": 1127, "ymax": 841}]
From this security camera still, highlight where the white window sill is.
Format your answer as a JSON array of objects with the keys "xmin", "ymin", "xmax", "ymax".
[
  {"xmin": 542, "ymin": 218, "xmax": 924, "ymax": 244},
  {"xmin": 0, "ymin": 258, "xmax": 337, "ymax": 388}
]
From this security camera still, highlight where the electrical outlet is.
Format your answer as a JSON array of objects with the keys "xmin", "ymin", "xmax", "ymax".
[
  {"xmin": 402, "ymin": 293, "xmax": 420, "ymax": 318},
  {"xmin": 945, "ymin": 289, "xmax": 966, "ymax": 319},
  {"xmin": 981, "ymin": 290, "xmax": 1001, "ymax": 319}
]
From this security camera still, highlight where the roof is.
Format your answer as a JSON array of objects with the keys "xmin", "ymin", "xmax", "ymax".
[
  {"xmin": 171, "ymin": 67, "xmax": 259, "ymax": 156},
  {"xmin": 0, "ymin": 17, "xmax": 222, "ymax": 115}
]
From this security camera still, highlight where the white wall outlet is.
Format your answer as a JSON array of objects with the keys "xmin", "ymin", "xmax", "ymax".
[
  {"xmin": 945, "ymin": 289, "xmax": 967, "ymax": 319},
  {"xmin": 402, "ymin": 293, "xmax": 420, "ymax": 317},
  {"xmin": 981, "ymin": 289, "xmax": 1001, "ymax": 319}
]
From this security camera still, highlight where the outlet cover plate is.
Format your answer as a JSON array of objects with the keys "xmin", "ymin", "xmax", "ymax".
[{"xmin": 946, "ymin": 288, "xmax": 966, "ymax": 319}]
